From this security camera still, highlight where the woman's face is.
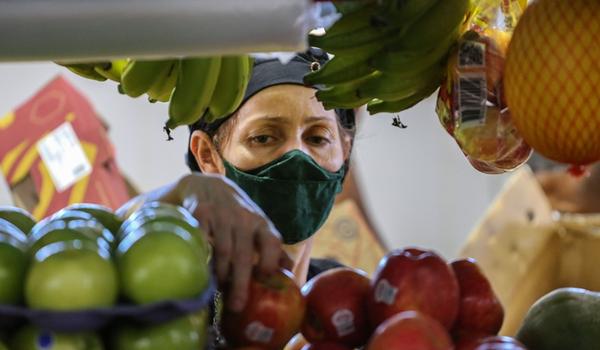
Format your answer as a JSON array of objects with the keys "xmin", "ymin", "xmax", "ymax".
[{"xmin": 217, "ymin": 84, "xmax": 349, "ymax": 173}]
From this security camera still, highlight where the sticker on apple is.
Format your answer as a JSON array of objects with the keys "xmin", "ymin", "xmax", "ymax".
[
  {"xmin": 245, "ymin": 321, "xmax": 274, "ymax": 344},
  {"xmin": 374, "ymin": 279, "xmax": 398, "ymax": 305},
  {"xmin": 332, "ymin": 309, "xmax": 355, "ymax": 337}
]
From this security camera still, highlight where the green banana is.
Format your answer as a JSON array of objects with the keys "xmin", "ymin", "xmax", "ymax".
[
  {"xmin": 57, "ymin": 63, "xmax": 107, "ymax": 82},
  {"xmin": 316, "ymin": 73, "xmax": 380, "ymax": 109},
  {"xmin": 207, "ymin": 55, "xmax": 251, "ymax": 121},
  {"xmin": 387, "ymin": 0, "xmax": 470, "ymax": 50},
  {"xmin": 377, "ymin": 0, "xmax": 440, "ymax": 25},
  {"xmin": 147, "ymin": 60, "xmax": 179, "ymax": 103},
  {"xmin": 357, "ymin": 62, "xmax": 444, "ymax": 101},
  {"xmin": 121, "ymin": 59, "xmax": 173, "ymax": 98},
  {"xmin": 303, "ymin": 51, "xmax": 379, "ymax": 86},
  {"xmin": 94, "ymin": 59, "xmax": 129, "ymax": 82},
  {"xmin": 335, "ymin": 1, "xmax": 371, "ymax": 16},
  {"xmin": 308, "ymin": 25, "xmax": 395, "ymax": 56},
  {"xmin": 325, "ymin": 3, "xmax": 378, "ymax": 38},
  {"xmin": 371, "ymin": 27, "xmax": 460, "ymax": 74},
  {"xmin": 167, "ymin": 56, "xmax": 222, "ymax": 129},
  {"xmin": 367, "ymin": 79, "xmax": 441, "ymax": 114}
]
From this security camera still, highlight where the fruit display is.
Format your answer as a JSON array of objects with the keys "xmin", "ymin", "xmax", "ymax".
[
  {"xmin": 306, "ymin": 0, "xmax": 471, "ymax": 114},
  {"xmin": 504, "ymin": 0, "xmax": 600, "ymax": 174},
  {"xmin": 0, "ymin": 203, "xmax": 213, "ymax": 349},
  {"xmin": 516, "ymin": 288, "xmax": 600, "ymax": 350},
  {"xmin": 435, "ymin": 0, "xmax": 533, "ymax": 174},
  {"xmin": 58, "ymin": 54, "xmax": 252, "ymax": 132},
  {"xmin": 218, "ymin": 247, "xmax": 520, "ymax": 350}
]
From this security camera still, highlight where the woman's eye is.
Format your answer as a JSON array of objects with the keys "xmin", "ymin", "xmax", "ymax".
[
  {"xmin": 250, "ymin": 135, "xmax": 275, "ymax": 145},
  {"xmin": 306, "ymin": 136, "xmax": 331, "ymax": 145}
]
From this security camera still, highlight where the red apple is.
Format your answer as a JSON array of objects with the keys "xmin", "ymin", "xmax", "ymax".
[
  {"xmin": 367, "ymin": 248, "xmax": 460, "ymax": 329},
  {"xmin": 301, "ymin": 267, "xmax": 371, "ymax": 347},
  {"xmin": 461, "ymin": 336, "xmax": 527, "ymax": 350},
  {"xmin": 301, "ymin": 342, "xmax": 353, "ymax": 350},
  {"xmin": 222, "ymin": 269, "xmax": 306, "ymax": 350},
  {"xmin": 367, "ymin": 311, "xmax": 453, "ymax": 350},
  {"xmin": 451, "ymin": 258, "xmax": 504, "ymax": 335}
]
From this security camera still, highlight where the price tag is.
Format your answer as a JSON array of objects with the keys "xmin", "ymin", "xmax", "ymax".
[{"xmin": 37, "ymin": 122, "xmax": 92, "ymax": 192}]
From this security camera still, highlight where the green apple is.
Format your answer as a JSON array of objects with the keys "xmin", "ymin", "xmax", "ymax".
[
  {"xmin": 111, "ymin": 313, "xmax": 207, "ymax": 350},
  {"xmin": 64, "ymin": 203, "xmax": 123, "ymax": 236},
  {"xmin": 116, "ymin": 222, "xmax": 209, "ymax": 304},
  {"xmin": 11, "ymin": 325, "xmax": 104, "ymax": 350},
  {"xmin": 0, "ymin": 235, "xmax": 27, "ymax": 305},
  {"xmin": 29, "ymin": 220, "xmax": 113, "ymax": 255},
  {"xmin": 119, "ymin": 204, "xmax": 210, "ymax": 261},
  {"xmin": 0, "ymin": 206, "xmax": 36, "ymax": 235},
  {"xmin": 118, "ymin": 202, "xmax": 196, "ymax": 237},
  {"xmin": 0, "ymin": 340, "xmax": 7, "ymax": 350},
  {"xmin": 0, "ymin": 219, "xmax": 28, "ymax": 244},
  {"xmin": 25, "ymin": 240, "xmax": 118, "ymax": 310},
  {"xmin": 49, "ymin": 209, "xmax": 116, "ymax": 246}
]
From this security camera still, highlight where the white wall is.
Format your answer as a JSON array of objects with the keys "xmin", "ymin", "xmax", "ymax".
[{"xmin": 0, "ymin": 62, "xmax": 509, "ymax": 258}]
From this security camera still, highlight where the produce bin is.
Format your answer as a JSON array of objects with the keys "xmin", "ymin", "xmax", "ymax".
[{"xmin": 460, "ymin": 167, "xmax": 600, "ymax": 336}]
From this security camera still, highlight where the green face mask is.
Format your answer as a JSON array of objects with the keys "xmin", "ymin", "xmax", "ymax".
[{"xmin": 223, "ymin": 150, "xmax": 345, "ymax": 245}]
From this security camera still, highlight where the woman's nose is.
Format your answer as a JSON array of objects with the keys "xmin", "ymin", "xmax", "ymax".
[{"xmin": 280, "ymin": 134, "xmax": 310, "ymax": 155}]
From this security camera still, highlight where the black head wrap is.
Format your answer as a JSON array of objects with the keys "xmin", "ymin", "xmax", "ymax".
[{"xmin": 186, "ymin": 48, "xmax": 356, "ymax": 172}]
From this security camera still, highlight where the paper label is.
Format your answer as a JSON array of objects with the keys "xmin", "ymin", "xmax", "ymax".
[
  {"xmin": 374, "ymin": 279, "xmax": 398, "ymax": 305},
  {"xmin": 37, "ymin": 122, "xmax": 91, "ymax": 192}
]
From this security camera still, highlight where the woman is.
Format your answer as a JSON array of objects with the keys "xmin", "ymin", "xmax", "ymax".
[{"xmin": 120, "ymin": 48, "xmax": 355, "ymax": 312}]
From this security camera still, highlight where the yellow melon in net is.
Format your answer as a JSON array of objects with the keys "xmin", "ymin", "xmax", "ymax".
[{"xmin": 504, "ymin": 0, "xmax": 600, "ymax": 166}]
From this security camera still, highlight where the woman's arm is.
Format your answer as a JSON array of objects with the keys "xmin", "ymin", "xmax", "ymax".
[{"xmin": 117, "ymin": 173, "xmax": 292, "ymax": 311}]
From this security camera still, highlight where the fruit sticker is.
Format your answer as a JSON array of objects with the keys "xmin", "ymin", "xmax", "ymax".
[
  {"xmin": 37, "ymin": 332, "xmax": 53, "ymax": 349},
  {"xmin": 331, "ymin": 309, "xmax": 355, "ymax": 337},
  {"xmin": 373, "ymin": 279, "xmax": 398, "ymax": 306},
  {"xmin": 244, "ymin": 321, "xmax": 274, "ymax": 344}
]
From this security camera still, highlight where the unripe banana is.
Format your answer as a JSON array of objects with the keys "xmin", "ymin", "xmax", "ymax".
[
  {"xmin": 94, "ymin": 59, "xmax": 129, "ymax": 82},
  {"xmin": 367, "ymin": 80, "xmax": 440, "ymax": 114},
  {"xmin": 304, "ymin": 48, "xmax": 380, "ymax": 86},
  {"xmin": 357, "ymin": 62, "xmax": 443, "ymax": 101},
  {"xmin": 121, "ymin": 60, "xmax": 173, "ymax": 98},
  {"xmin": 316, "ymin": 73, "xmax": 380, "ymax": 110},
  {"xmin": 167, "ymin": 57, "xmax": 222, "ymax": 129},
  {"xmin": 371, "ymin": 27, "xmax": 460, "ymax": 75},
  {"xmin": 147, "ymin": 60, "xmax": 179, "ymax": 103},
  {"xmin": 57, "ymin": 63, "xmax": 108, "ymax": 82},
  {"xmin": 387, "ymin": 0, "xmax": 470, "ymax": 50},
  {"xmin": 207, "ymin": 55, "xmax": 250, "ymax": 121}
]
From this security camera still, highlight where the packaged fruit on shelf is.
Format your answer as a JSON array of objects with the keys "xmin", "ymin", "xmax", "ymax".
[
  {"xmin": 436, "ymin": 0, "xmax": 532, "ymax": 174},
  {"xmin": 0, "ymin": 203, "xmax": 215, "ymax": 344}
]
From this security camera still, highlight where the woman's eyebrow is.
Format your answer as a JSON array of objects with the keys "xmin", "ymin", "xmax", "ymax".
[
  {"xmin": 305, "ymin": 116, "xmax": 333, "ymax": 123},
  {"xmin": 245, "ymin": 115, "xmax": 290, "ymax": 124}
]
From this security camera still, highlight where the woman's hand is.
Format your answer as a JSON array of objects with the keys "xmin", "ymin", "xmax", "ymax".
[{"xmin": 124, "ymin": 173, "xmax": 292, "ymax": 312}]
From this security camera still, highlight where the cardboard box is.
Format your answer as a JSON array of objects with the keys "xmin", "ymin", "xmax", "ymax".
[
  {"xmin": 311, "ymin": 199, "xmax": 387, "ymax": 275},
  {"xmin": 460, "ymin": 167, "xmax": 600, "ymax": 335},
  {"xmin": 0, "ymin": 75, "xmax": 131, "ymax": 219}
]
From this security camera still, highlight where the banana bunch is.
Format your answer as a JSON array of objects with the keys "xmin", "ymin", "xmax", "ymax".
[
  {"xmin": 56, "ymin": 55, "xmax": 252, "ymax": 129},
  {"xmin": 307, "ymin": 0, "xmax": 471, "ymax": 115}
]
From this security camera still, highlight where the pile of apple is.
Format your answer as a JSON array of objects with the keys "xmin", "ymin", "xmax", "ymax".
[
  {"xmin": 221, "ymin": 248, "xmax": 528, "ymax": 350},
  {"xmin": 0, "ymin": 202, "xmax": 213, "ymax": 350}
]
